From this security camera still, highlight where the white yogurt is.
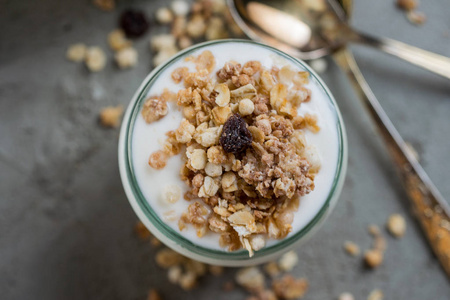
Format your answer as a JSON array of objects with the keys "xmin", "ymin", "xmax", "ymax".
[{"xmin": 131, "ymin": 42, "xmax": 339, "ymax": 251}]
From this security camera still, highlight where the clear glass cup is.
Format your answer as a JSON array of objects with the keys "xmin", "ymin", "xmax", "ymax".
[{"xmin": 119, "ymin": 39, "xmax": 347, "ymax": 266}]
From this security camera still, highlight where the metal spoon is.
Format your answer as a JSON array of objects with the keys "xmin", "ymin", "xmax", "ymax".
[
  {"xmin": 228, "ymin": 0, "xmax": 450, "ymax": 79},
  {"xmin": 228, "ymin": 0, "xmax": 450, "ymax": 277}
]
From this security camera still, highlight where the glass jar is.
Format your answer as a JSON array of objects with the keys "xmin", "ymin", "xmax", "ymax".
[{"xmin": 119, "ymin": 39, "xmax": 347, "ymax": 266}]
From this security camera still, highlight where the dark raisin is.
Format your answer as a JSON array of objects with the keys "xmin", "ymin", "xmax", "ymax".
[
  {"xmin": 119, "ymin": 9, "xmax": 149, "ymax": 38},
  {"xmin": 220, "ymin": 114, "xmax": 252, "ymax": 154}
]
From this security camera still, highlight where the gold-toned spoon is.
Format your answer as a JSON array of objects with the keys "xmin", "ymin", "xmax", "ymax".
[
  {"xmin": 227, "ymin": 0, "xmax": 450, "ymax": 277},
  {"xmin": 228, "ymin": 0, "xmax": 450, "ymax": 79}
]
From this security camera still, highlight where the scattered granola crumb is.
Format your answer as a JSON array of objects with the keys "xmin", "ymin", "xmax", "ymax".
[
  {"xmin": 396, "ymin": 0, "xmax": 417, "ymax": 11},
  {"xmin": 167, "ymin": 265, "xmax": 182, "ymax": 284},
  {"xmin": 209, "ymin": 264, "xmax": 224, "ymax": 276},
  {"xmin": 115, "ymin": 47, "xmax": 138, "ymax": 69},
  {"xmin": 156, "ymin": 7, "xmax": 174, "ymax": 24},
  {"xmin": 396, "ymin": 0, "xmax": 426, "ymax": 25},
  {"xmin": 309, "ymin": 58, "xmax": 328, "ymax": 74},
  {"xmin": 153, "ymin": 47, "xmax": 179, "ymax": 67},
  {"xmin": 178, "ymin": 36, "xmax": 193, "ymax": 49},
  {"xmin": 272, "ymin": 274, "xmax": 309, "ymax": 299},
  {"xmin": 406, "ymin": 10, "xmax": 426, "ymax": 25},
  {"xmin": 279, "ymin": 251, "xmax": 299, "ymax": 272},
  {"xmin": 85, "ymin": 46, "xmax": 107, "ymax": 72},
  {"xmin": 155, "ymin": 248, "xmax": 185, "ymax": 268},
  {"xmin": 235, "ymin": 267, "xmax": 265, "ymax": 291},
  {"xmin": 339, "ymin": 292, "xmax": 355, "ymax": 300},
  {"xmin": 343, "ymin": 241, "xmax": 360, "ymax": 256},
  {"xmin": 264, "ymin": 262, "xmax": 281, "ymax": 277},
  {"xmin": 135, "ymin": 221, "xmax": 151, "ymax": 240},
  {"xmin": 147, "ymin": 289, "xmax": 162, "ymax": 300},
  {"xmin": 99, "ymin": 105, "xmax": 123, "ymax": 128},
  {"xmin": 108, "ymin": 29, "xmax": 132, "ymax": 51},
  {"xmin": 179, "ymin": 271, "xmax": 198, "ymax": 290},
  {"xmin": 171, "ymin": 0, "xmax": 190, "ymax": 17},
  {"xmin": 367, "ymin": 289, "xmax": 384, "ymax": 300},
  {"xmin": 93, "ymin": 0, "xmax": 115, "ymax": 11},
  {"xmin": 66, "ymin": 43, "xmax": 87, "ymax": 62},
  {"xmin": 222, "ymin": 281, "xmax": 235, "ymax": 291},
  {"xmin": 386, "ymin": 214, "xmax": 406, "ymax": 238},
  {"xmin": 364, "ymin": 249, "xmax": 383, "ymax": 268}
]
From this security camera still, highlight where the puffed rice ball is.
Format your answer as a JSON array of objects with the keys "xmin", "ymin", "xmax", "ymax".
[{"xmin": 239, "ymin": 98, "xmax": 255, "ymax": 116}]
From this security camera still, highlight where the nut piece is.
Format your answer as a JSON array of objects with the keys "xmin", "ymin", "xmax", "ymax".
[
  {"xmin": 190, "ymin": 149, "xmax": 207, "ymax": 170},
  {"xmin": 155, "ymin": 7, "xmax": 174, "ymax": 24},
  {"xmin": 108, "ymin": 29, "xmax": 131, "ymax": 51},
  {"xmin": 364, "ymin": 249, "xmax": 383, "ymax": 268},
  {"xmin": 115, "ymin": 47, "xmax": 138, "ymax": 69},
  {"xmin": 343, "ymin": 241, "xmax": 360, "ymax": 256},
  {"xmin": 278, "ymin": 250, "xmax": 299, "ymax": 272},
  {"xmin": 386, "ymin": 214, "xmax": 406, "ymax": 238},
  {"xmin": 238, "ymin": 98, "xmax": 255, "ymax": 116},
  {"xmin": 66, "ymin": 43, "xmax": 87, "ymax": 62},
  {"xmin": 99, "ymin": 105, "xmax": 123, "ymax": 128},
  {"xmin": 148, "ymin": 150, "xmax": 169, "ymax": 170},
  {"xmin": 85, "ymin": 46, "xmax": 107, "ymax": 72}
]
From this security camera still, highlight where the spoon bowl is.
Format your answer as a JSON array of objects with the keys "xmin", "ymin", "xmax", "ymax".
[{"xmin": 228, "ymin": 0, "xmax": 450, "ymax": 78}]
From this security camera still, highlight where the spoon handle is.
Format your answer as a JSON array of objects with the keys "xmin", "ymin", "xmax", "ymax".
[
  {"xmin": 333, "ymin": 48, "xmax": 450, "ymax": 278},
  {"xmin": 352, "ymin": 32, "xmax": 450, "ymax": 80}
]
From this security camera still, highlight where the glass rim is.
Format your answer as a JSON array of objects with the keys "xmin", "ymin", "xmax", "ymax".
[{"xmin": 120, "ymin": 39, "xmax": 346, "ymax": 261}]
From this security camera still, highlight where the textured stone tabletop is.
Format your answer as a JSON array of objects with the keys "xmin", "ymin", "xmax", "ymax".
[{"xmin": 0, "ymin": 0, "xmax": 449, "ymax": 299}]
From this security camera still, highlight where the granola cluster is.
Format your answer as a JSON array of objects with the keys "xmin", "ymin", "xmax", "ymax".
[{"xmin": 143, "ymin": 50, "xmax": 322, "ymax": 256}]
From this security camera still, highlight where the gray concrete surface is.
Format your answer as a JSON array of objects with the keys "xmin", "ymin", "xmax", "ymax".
[{"xmin": 0, "ymin": 0, "xmax": 449, "ymax": 299}]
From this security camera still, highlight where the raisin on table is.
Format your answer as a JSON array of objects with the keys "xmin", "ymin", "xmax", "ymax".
[
  {"xmin": 120, "ymin": 9, "xmax": 149, "ymax": 38},
  {"xmin": 220, "ymin": 114, "xmax": 252, "ymax": 154}
]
